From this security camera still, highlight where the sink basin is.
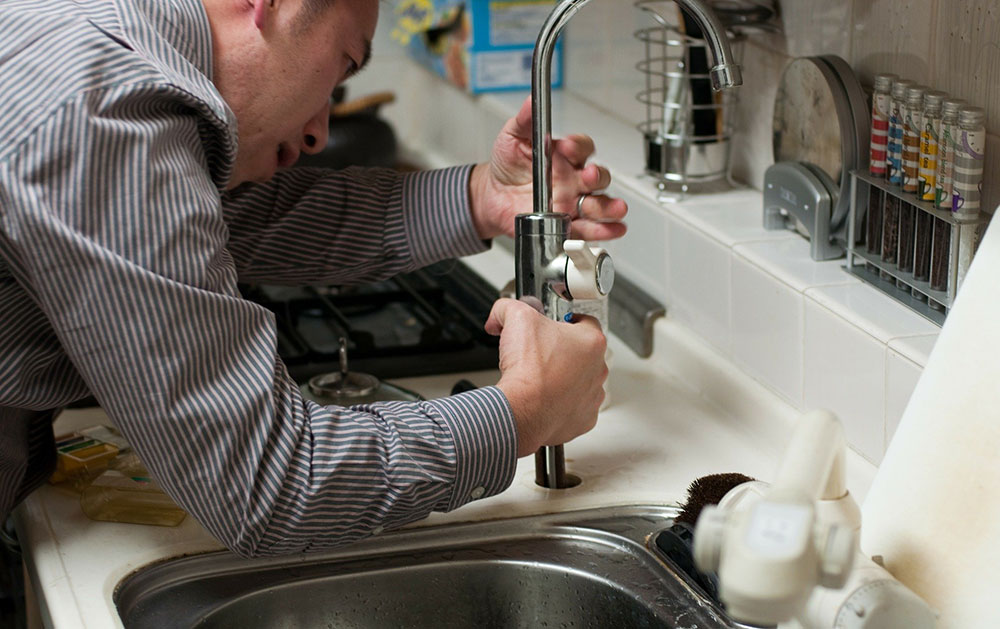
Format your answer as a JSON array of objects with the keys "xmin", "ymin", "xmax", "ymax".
[{"xmin": 115, "ymin": 505, "xmax": 739, "ymax": 628}]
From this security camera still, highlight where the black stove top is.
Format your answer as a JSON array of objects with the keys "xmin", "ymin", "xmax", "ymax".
[{"xmin": 239, "ymin": 260, "xmax": 501, "ymax": 382}]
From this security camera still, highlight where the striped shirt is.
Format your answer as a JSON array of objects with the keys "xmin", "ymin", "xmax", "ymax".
[{"xmin": 0, "ymin": 0, "xmax": 517, "ymax": 556}]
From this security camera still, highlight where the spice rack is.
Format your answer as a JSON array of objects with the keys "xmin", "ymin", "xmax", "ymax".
[{"xmin": 846, "ymin": 170, "xmax": 989, "ymax": 325}]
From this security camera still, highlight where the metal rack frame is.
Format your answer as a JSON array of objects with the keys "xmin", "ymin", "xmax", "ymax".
[
  {"xmin": 634, "ymin": 0, "xmax": 743, "ymax": 201},
  {"xmin": 846, "ymin": 170, "xmax": 989, "ymax": 325}
]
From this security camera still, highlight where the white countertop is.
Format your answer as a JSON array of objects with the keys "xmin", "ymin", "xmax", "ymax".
[{"xmin": 14, "ymin": 244, "xmax": 877, "ymax": 629}]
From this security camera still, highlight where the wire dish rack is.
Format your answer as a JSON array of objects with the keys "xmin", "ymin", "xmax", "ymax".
[{"xmin": 635, "ymin": 0, "xmax": 744, "ymax": 202}]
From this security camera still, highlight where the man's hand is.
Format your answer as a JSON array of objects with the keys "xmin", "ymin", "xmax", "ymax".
[
  {"xmin": 469, "ymin": 97, "xmax": 628, "ymax": 242},
  {"xmin": 485, "ymin": 299, "xmax": 607, "ymax": 457}
]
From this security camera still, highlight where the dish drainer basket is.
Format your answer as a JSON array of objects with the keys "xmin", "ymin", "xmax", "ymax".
[{"xmin": 635, "ymin": 0, "xmax": 743, "ymax": 202}]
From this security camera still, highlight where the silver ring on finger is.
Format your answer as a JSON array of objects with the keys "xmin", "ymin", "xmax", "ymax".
[{"xmin": 576, "ymin": 193, "xmax": 590, "ymax": 219}]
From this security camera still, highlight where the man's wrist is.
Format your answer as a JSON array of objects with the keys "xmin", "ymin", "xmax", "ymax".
[
  {"xmin": 468, "ymin": 163, "xmax": 497, "ymax": 241},
  {"xmin": 497, "ymin": 377, "xmax": 544, "ymax": 457}
]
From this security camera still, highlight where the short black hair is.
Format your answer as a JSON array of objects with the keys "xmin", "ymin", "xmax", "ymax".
[
  {"xmin": 295, "ymin": 0, "xmax": 335, "ymax": 30},
  {"xmin": 294, "ymin": 0, "xmax": 383, "ymax": 36}
]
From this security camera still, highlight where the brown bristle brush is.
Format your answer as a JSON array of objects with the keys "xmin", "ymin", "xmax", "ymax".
[
  {"xmin": 655, "ymin": 472, "xmax": 755, "ymax": 603},
  {"xmin": 675, "ymin": 472, "xmax": 756, "ymax": 527}
]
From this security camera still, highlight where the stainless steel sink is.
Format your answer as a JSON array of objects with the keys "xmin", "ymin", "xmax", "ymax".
[{"xmin": 115, "ymin": 505, "xmax": 740, "ymax": 628}]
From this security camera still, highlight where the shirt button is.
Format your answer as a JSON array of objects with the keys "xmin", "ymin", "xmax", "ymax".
[
  {"xmin": 470, "ymin": 486, "xmax": 486, "ymax": 500},
  {"xmin": 372, "ymin": 525, "xmax": 384, "ymax": 536}
]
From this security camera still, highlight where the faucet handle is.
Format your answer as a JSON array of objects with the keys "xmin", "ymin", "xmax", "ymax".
[
  {"xmin": 816, "ymin": 522, "xmax": 856, "ymax": 589},
  {"xmin": 564, "ymin": 240, "xmax": 615, "ymax": 300}
]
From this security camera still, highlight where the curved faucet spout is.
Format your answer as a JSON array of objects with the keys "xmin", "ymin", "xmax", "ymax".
[
  {"xmin": 530, "ymin": 0, "xmax": 742, "ymax": 215},
  {"xmin": 521, "ymin": 0, "xmax": 740, "ymax": 489}
]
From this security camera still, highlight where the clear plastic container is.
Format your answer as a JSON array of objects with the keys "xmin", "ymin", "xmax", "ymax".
[{"xmin": 80, "ymin": 454, "xmax": 186, "ymax": 527}]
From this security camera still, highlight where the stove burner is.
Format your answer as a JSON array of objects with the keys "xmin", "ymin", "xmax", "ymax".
[{"xmin": 240, "ymin": 260, "xmax": 502, "ymax": 382}]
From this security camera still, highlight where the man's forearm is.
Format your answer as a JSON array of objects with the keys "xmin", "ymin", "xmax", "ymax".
[{"xmin": 223, "ymin": 165, "xmax": 490, "ymax": 285}]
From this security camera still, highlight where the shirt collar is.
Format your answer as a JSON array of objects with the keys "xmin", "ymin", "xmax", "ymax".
[{"xmin": 113, "ymin": 0, "xmax": 236, "ymax": 132}]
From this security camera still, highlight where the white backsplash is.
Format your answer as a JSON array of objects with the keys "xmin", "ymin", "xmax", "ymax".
[
  {"xmin": 599, "ymin": 183, "xmax": 941, "ymax": 466},
  {"xmin": 351, "ymin": 1, "xmax": 1000, "ymax": 466}
]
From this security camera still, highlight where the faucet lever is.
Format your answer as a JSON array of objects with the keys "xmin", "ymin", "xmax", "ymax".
[{"xmin": 564, "ymin": 240, "xmax": 615, "ymax": 300}]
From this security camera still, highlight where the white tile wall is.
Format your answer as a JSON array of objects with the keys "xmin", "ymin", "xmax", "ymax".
[
  {"xmin": 600, "ymin": 182, "xmax": 673, "ymax": 301},
  {"xmin": 667, "ymin": 217, "xmax": 732, "ymax": 352},
  {"xmin": 805, "ymin": 283, "xmax": 941, "ymax": 343},
  {"xmin": 888, "ymin": 333, "xmax": 940, "ymax": 367},
  {"xmin": 731, "ymin": 254, "xmax": 804, "ymax": 405},
  {"xmin": 885, "ymin": 348, "xmax": 922, "ymax": 450},
  {"xmin": 804, "ymin": 298, "xmax": 886, "ymax": 464},
  {"xmin": 669, "ymin": 189, "xmax": 795, "ymax": 248},
  {"xmin": 734, "ymin": 238, "xmax": 857, "ymax": 293}
]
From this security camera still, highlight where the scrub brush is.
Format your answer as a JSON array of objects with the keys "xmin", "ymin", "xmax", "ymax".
[
  {"xmin": 676, "ymin": 472, "xmax": 756, "ymax": 526},
  {"xmin": 655, "ymin": 473, "xmax": 755, "ymax": 603}
]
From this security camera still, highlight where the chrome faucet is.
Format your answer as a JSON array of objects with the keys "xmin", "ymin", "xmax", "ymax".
[{"xmin": 518, "ymin": 0, "xmax": 742, "ymax": 488}]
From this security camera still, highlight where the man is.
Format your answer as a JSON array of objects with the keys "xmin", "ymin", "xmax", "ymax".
[{"xmin": 0, "ymin": 0, "xmax": 627, "ymax": 557}]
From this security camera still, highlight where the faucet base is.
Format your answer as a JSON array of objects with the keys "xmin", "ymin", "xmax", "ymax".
[{"xmin": 534, "ymin": 445, "xmax": 581, "ymax": 488}]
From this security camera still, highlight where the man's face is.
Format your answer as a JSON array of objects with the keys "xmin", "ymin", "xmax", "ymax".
[{"xmin": 219, "ymin": 0, "xmax": 378, "ymax": 188}]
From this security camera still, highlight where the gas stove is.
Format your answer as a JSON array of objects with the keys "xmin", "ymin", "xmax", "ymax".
[{"xmin": 239, "ymin": 259, "xmax": 501, "ymax": 383}]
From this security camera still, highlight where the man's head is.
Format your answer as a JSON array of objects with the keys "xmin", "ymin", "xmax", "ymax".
[{"xmin": 204, "ymin": 0, "xmax": 377, "ymax": 188}]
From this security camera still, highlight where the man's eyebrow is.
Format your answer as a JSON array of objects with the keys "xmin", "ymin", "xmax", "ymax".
[
  {"xmin": 358, "ymin": 39, "xmax": 372, "ymax": 73},
  {"xmin": 347, "ymin": 39, "xmax": 372, "ymax": 79}
]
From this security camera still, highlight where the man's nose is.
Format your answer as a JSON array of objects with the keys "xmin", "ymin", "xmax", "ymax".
[{"xmin": 301, "ymin": 102, "xmax": 331, "ymax": 155}]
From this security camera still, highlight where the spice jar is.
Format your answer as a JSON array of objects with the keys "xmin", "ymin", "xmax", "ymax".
[
  {"xmin": 934, "ymin": 98, "xmax": 966, "ymax": 209},
  {"xmin": 917, "ymin": 91, "xmax": 946, "ymax": 201},
  {"xmin": 881, "ymin": 79, "xmax": 914, "ymax": 280},
  {"xmin": 927, "ymin": 99, "xmax": 966, "ymax": 306},
  {"xmin": 951, "ymin": 106, "xmax": 987, "ymax": 221},
  {"xmin": 912, "ymin": 91, "xmax": 947, "ymax": 300},
  {"xmin": 901, "ymin": 85, "xmax": 926, "ymax": 195},
  {"xmin": 897, "ymin": 85, "xmax": 926, "ymax": 277},
  {"xmin": 867, "ymin": 73, "xmax": 896, "ymax": 259},
  {"xmin": 886, "ymin": 78, "xmax": 913, "ymax": 186}
]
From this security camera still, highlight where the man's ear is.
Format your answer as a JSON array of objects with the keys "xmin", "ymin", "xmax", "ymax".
[{"xmin": 252, "ymin": 0, "xmax": 276, "ymax": 30}]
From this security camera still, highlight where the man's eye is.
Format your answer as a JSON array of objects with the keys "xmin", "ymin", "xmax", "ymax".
[{"xmin": 346, "ymin": 58, "xmax": 359, "ymax": 77}]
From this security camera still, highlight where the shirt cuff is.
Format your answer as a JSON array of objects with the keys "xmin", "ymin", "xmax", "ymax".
[
  {"xmin": 402, "ymin": 165, "xmax": 490, "ymax": 267},
  {"xmin": 426, "ymin": 386, "xmax": 518, "ymax": 511}
]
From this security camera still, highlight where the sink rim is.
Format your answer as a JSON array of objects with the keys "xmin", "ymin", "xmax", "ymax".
[{"xmin": 114, "ymin": 504, "xmax": 739, "ymax": 628}]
